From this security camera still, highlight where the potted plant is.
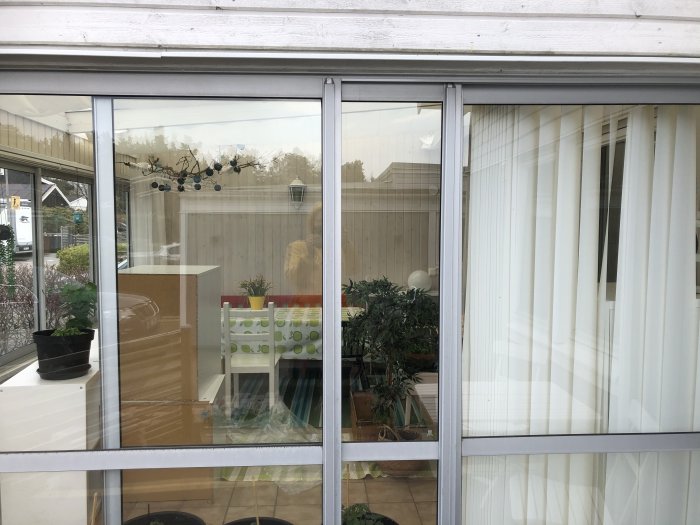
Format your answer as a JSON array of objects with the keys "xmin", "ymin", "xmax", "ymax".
[
  {"xmin": 124, "ymin": 510, "xmax": 206, "ymax": 525},
  {"xmin": 343, "ymin": 277, "xmax": 438, "ymax": 443},
  {"xmin": 33, "ymin": 281, "xmax": 97, "ymax": 380},
  {"xmin": 240, "ymin": 274, "xmax": 272, "ymax": 310},
  {"xmin": 342, "ymin": 503, "xmax": 398, "ymax": 525}
]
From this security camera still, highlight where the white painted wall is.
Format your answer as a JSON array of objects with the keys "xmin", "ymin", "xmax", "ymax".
[{"xmin": 1, "ymin": 1, "xmax": 699, "ymax": 58}]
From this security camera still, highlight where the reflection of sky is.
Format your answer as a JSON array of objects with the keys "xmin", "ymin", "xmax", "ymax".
[
  {"xmin": 113, "ymin": 99, "xmax": 443, "ymax": 178},
  {"xmin": 114, "ymin": 99, "xmax": 323, "ymax": 164},
  {"xmin": 342, "ymin": 102, "xmax": 442, "ymax": 179}
]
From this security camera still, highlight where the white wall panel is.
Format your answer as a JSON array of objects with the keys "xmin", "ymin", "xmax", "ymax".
[
  {"xmin": 1, "ymin": 3, "xmax": 700, "ymax": 57},
  {"xmin": 8, "ymin": 0, "xmax": 700, "ymax": 18}
]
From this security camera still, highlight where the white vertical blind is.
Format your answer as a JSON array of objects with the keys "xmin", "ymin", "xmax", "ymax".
[
  {"xmin": 463, "ymin": 104, "xmax": 700, "ymax": 523},
  {"xmin": 605, "ymin": 106, "xmax": 699, "ymax": 524}
]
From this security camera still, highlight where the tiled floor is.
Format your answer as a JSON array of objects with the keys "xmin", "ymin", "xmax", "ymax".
[{"xmin": 123, "ymin": 474, "xmax": 437, "ymax": 525}]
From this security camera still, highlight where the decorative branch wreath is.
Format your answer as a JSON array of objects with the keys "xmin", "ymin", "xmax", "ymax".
[{"xmin": 121, "ymin": 148, "xmax": 260, "ymax": 192}]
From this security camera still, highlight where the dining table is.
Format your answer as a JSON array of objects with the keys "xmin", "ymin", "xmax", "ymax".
[{"xmin": 225, "ymin": 306, "xmax": 361, "ymax": 360}]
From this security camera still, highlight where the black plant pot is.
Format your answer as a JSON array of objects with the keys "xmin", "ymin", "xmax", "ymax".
[
  {"xmin": 33, "ymin": 328, "xmax": 94, "ymax": 380},
  {"xmin": 124, "ymin": 511, "xmax": 205, "ymax": 525},
  {"xmin": 226, "ymin": 517, "xmax": 292, "ymax": 525}
]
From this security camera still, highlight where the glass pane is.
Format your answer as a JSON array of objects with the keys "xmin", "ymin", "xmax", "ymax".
[
  {"xmin": 0, "ymin": 95, "xmax": 98, "ymax": 451},
  {"xmin": 0, "ymin": 470, "xmax": 104, "ymax": 525},
  {"xmin": 343, "ymin": 460, "xmax": 437, "ymax": 524},
  {"xmin": 122, "ymin": 465, "xmax": 322, "ymax": 525},
  {"xmin": 463, "ymin": 451, "xmax": 700, "ymax": 524},
  {"xmin": 341, "ymin": 102, "xmax": 441, "ymax": 443},
  {"xmin": 114, "ymin": 99, "xmax": 323, "ymax": 447},
  {"xmin": 462, "ymin": 104, "xmax": 700, "ymax": 435},
  {"xmin": 0, "ymin": 168, "xmax": 36, "ymax": 361}
]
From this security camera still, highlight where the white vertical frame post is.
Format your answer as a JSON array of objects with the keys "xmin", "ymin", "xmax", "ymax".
[
  {"xmin": 93, "ymin": 96, "xmax": 122, "ymax": 525},
  {"xmin": 322, "ymin": 77, "xmax": 342, "ymax": 525},
  {"xmin": 439, "ymin": 84, "xmax": 463, "ymax": 524}
]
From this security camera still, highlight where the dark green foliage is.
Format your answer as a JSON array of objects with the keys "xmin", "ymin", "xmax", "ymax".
[
  {"xmin": 55, "ymin": 281, "xmax": 97, "ymax": 332},
  {"xmin": 342, "ymin": 504, "xmax": 384, "ymax": 525},
  {"xmin": 0, "ymin": 224, "xmax": 15, "ymax": 289},
  {"xmin": 343, "ymin": 277, "xmax": 439, "ymax": 426},
  {"xmin": 42, "ymin": 206, "xmax": 89, "ymax": 234},
  {"xmin": 240, "ymin": 274, "xmax": 272, "ymax": 296},
  {"xmin": 51, "ymin": 326, "xmax": 83, "ymax": 337}
]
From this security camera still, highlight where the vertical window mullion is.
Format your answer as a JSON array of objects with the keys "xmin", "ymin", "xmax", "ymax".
[
  {"xmin": 92, "ymin": 96, "xmax": 122, "ymax": 525},
  {"xmin": 439, "ymin": 83, "xmax": 463, "ymax": 525},
  {"xmin": 322, "ymin": 77, "xmax": 342, "ymax": 525}
]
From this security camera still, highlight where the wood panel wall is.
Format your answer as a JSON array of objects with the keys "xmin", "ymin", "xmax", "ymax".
[
  {"xmin": 0, "ymin": 108, "xmax": 94, "ymax": 169},
  {"xmin": 178, "ymin": 208, "xmax": 435, "ymax": 296},
  {"xmin": 2, "ymin": 1, "xmax": 700, "ymax": 57}
]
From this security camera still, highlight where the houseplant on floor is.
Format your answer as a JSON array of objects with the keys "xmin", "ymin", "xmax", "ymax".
[
  {"xmin": 33, "ymin": 280, "xmax": 97, "ymax": 379},
  {"xmin": 343, "ymin": 277, "xmax": 438, "ymax": 446},
  {"xmin": 240, "ymin": 274, "xmax": 272, "ymax": 310},
  {"xmin": 342, "ymin": 504, "xmax": 398, "ymax": 525}
]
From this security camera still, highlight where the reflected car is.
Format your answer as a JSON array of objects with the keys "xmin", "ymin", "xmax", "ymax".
[{"xmin": 118, "ymin": 293, "xmax": 160, "ymax": 340}]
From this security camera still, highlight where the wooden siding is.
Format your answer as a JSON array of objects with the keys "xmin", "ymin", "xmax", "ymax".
[
  {"xmin": 2, "ymin": 1, "xmax": 700, "ymax": 58},
  {"xmin": 180, "ymin": 209, "xmax": 435, "ymax": 296},
  {"xmin": 0, "ymin": 108, "xmax": 94, "ymax": 171},
  {"xmin": 134, "ymin": 187, "xmax": 439, "ymax": 296}
]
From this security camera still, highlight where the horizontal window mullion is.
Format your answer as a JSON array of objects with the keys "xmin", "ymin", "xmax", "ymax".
[
  {"xmin": 0, "ymin": 445, "xmax": 323, "ymax": 473},
  {"xmin": 342, "ymin": 441, "xmax": 439, "ymax": 462},
  {"xmin": 462, "ymin": 432, "xmax": 700, "ymax": 457}
]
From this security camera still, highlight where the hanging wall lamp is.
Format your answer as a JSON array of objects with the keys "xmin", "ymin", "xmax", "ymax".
[{"xmin": 288, "ymin": 178, "xmax": 306, "ymax": 208}]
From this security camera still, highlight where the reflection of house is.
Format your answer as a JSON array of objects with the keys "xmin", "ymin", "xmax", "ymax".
[
  {"xmin": 2, "ymin": 170, "xmax": 71, "ymax": 208},
  {"xmin": 41, "ymin": 179, "xmax": 72, "ymax": 208},
  {"xmin": 374, "ymin": 162, "xmax": 440, "ymax": 190}
]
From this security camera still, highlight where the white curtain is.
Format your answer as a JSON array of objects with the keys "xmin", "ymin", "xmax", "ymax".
[
  {"xmin": 605, "ymin": 106, "xmax": 699, "ymax": 523},
  {"xmin": 463, "ymin": 105, "xmax": 700, "ymax": 523}
]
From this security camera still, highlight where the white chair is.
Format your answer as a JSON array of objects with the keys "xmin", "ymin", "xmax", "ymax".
[{"xmin": 222, "ymin": 301, "xmax": 279, "ymax": 415}]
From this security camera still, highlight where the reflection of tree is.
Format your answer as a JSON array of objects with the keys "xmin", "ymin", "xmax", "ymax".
[
  {"xmin": 116, "ymin": 134, "xmax": 323, "ymax": 189},
  {"xmin": 265, "ymin": 152, "xmax": 320, "ymax": 185},
  {"xmin": 341, "ymin": 159, "xmax": 365, "ymax": 183},
  {"xmin": 43, "ymin": 207, "xmax": 88, "ymax": 235}
]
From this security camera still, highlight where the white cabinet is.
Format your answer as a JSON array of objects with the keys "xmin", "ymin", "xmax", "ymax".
[
  {"xmin": 117, "ymin": 265, "xmax": 224, "ymax": 502},
  {"xmin": 0, "ymin": 347, "xmax": 102, "ymax": 525}
]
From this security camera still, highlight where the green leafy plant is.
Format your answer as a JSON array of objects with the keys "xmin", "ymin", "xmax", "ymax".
[
  {"xmin": 342, "ymin": 503, "xmax": 384, "ymax": 525},
  {"xmin": 239, "ymin": 274, "xmax": 272, "ymax": 296},
  {"xmin": 0, "ymin": 224, "xmax": 15, "ymax": 288},
  {"xmin": 51, "ymin": 281, "xmax": 97, "ymax": 336},
  {"xmin": 343, "ymin": 277, "xmax": 438, "ymax": 428}
]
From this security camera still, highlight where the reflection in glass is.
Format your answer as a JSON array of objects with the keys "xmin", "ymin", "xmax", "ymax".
[
  {"xmin": 342, "ymin": 460, "xmax": 437, "ymax": 524},
  {"xmin": 0, "ymin": 97, "xmax": 95, "ymax": 364},
  {"xmin": 341, "ymin": 102, "xmax": 442, "ymax": 442},
  {"xmin": 0, "ymin": 168, "xmax": 36, "ymax": 360},
  {"xmin": 113, "ymin": 99, "xmax": 323, "ymax": 452},
  {"xmin": 0, "ymin": 95, "xmax": 97, "ymax": 452},
  {"xmin": 463, "ymin": 451, "xmax": 700, "ymax": 524},
  {"xmin": 462, "ymin": 105, "xmax": 700, "ymax": 436},
  {"xmin": 123, "ymin": 465, "xmax": 322, "ymax": 525}
]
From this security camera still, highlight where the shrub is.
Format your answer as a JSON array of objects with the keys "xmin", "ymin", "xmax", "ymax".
[{"xmin": 56, "ymin": 244, "xmax": 90, "ymax": 275}]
